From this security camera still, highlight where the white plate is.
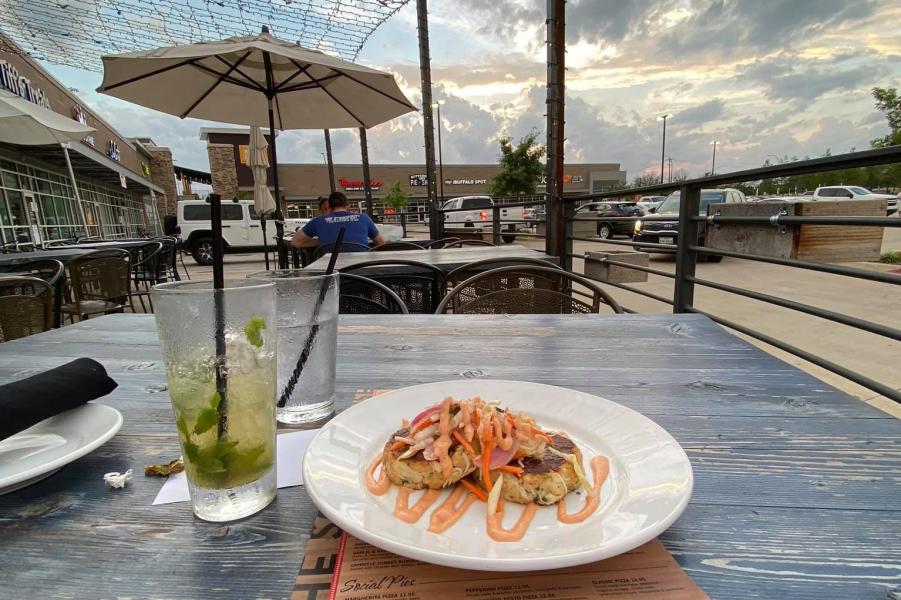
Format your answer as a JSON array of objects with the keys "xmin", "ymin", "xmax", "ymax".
[
  {"xmin": 0, "ymin": 403, "xmax": 123, "ymax": 495},
  {"xmin": 303, "ymin": 380, "xmax": 693, "ymax": 571},
  {"xmin": 659, "ymin": 236, "xmax": 675, "ymax": 245}
]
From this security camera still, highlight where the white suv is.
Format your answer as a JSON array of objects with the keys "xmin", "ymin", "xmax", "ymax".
[
  {"xmin": 812, "ymin": 186, "xmax": 897, "ymax": 215},
  {"xmin": 178, "ymin": 199, "xmax": 308, "ymax": 265},
  {"xmin": 441, "ymin": 196, "xmax": 521, "ymax": 243}
]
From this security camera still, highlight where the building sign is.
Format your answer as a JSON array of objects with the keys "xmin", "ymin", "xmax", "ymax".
[
  {"xmin": 108, "ymin": 140, "xmax": 120, "ymax": 161},
  {"xmin": 238, "ymin": 144, "xmax": 250, "ymax": 165},
  {"xmin": 119, "ymin": 173, "xmax": 127, "ymax": 188},
  {"xmin": 71, "ymin": 105, "xmax": 95, "ymax": 147},
  {"xmin": 0, "ymin": 60, "xmax": 51, "ymax": 109},
  {"xmin": 445, "ymin": 178, "xmax": 487, "ymax": 185},
  {"xmin": 340, "ymin": 177, "xmax": 382, "ymax": 192},
  {"xmin": 409, "ymin": 174, "xmax": 427, "ymax": 187},
  {"xmin": 538, "ymin": 174, "xmax": 584, "ymax": 186},
  {"xmin": 141, "ymin": 162, "xmax": 151, "ymax": 177}
]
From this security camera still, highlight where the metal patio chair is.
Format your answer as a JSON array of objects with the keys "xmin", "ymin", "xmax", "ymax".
[
  {"xmin": 0, "ymin": 276, "xmax": 53, "ymax": 341},
  {"xmin": 371, "ymin": 241, "xmax": 424, "ymax": 251},
  {"xmin": 60, "ymin": 249, "xmax": 130, "ymax": 323},
  {"xmin": 339, "ymin": 273, "xmax": 408, "ymax": 314},
  {"xmin": 0, "ymin": 259, "xmax": 65, "ymax": 328},
  {"xmin": 445, "ymin": 239, "xmax": 496, "ymax": 247},
  {"xmin": 436, "ymin": 265, "xmax": 623, "ymax": 315},
  {"xmin": 340, "ymin": 259, "xmax": 445, "ymax": 313}
]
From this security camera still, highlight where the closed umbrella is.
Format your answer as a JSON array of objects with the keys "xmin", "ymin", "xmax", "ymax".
[
  {"xmin": 249, "ymin": 125, "xmax": 276, "ymax": 269},
  {"xmin": 96, "ymin": 27, "xmax": 416, "ymax": 267}
]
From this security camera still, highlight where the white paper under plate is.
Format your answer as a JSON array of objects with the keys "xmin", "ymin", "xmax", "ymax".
[
  {"xmin": 0, "ymin": 403, "xmax": 123, "ymax": 494},
  {"xmin": 302, "ymin": 380, "xmax": 693, "ymax": 571}
]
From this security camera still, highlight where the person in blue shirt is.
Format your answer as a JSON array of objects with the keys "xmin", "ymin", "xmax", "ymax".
[{"xmin": 291, "ymin": 191, "xmax": 384, "ymax": 252}]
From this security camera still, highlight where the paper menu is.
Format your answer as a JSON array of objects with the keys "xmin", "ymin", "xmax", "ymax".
[{"xmin": 292, "ymin": 516, "xmax": 709, "ymax": 600}]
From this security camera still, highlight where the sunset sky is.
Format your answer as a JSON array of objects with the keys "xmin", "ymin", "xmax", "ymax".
[{"xmin": 36, "ymin": 0, "xmax": 901, "ymax": 182}]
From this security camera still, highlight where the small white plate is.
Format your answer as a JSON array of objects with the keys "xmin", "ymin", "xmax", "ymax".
[
  {"xmin": 0, "ymin": 403, "xmax": 123, "ymax": 495},
  {"xmin": 303, "ymin": 380, "xmax": 693, "ymax": 571}
]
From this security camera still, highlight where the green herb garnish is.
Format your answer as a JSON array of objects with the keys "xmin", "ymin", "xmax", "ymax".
[
  {"xmin": 243, "ymin": 316, "xmax": 266, "ymax": 348},
  {"xmin": 192, "ymin": 392, "xmax": 221, "ymax": 435}
]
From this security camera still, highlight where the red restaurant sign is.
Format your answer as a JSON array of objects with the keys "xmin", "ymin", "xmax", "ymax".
[{"xmin": 340, "ymin": 178, "xmax": 383, "ymax": 192}]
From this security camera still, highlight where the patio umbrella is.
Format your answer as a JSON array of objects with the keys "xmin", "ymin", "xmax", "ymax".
[
  {"xmin": 0, "ymin": 90, "xmax": 95, "ymax": 235},
  {"xmin": 0, "ymin": 90, "xmax": 95, "ymax": 144},
  {"xmin": 96, "ymin": 27, "xmax": 416, "ymax": 266},
  {"xmin": 249, "ymin": 126, "xmax": 276, "ymax": 269}
]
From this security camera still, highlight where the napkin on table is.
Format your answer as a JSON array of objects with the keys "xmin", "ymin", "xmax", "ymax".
[{"xmin": 0, "ymin": 358, "xmax": 118, "ymax": 441}]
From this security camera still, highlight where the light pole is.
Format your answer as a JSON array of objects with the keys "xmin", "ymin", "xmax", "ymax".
[
  {"xmin": 432, "ymin": 100, "xmax": 446, "ymax": 203},
  {"xmin": 710, "ymin": 140, "xmax": 718, "ymax": 175},
  {"xmin": 666, "ymin": 156, "xmax": 674, "ymax": 182},
  {"xmin": 658, "ymin": 114, "xmax": 672, "ymax": 184}
]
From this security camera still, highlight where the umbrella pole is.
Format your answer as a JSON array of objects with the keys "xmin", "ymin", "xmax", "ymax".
[
  {"xmin": 263, "ymin": 50, "xmax": 288, "ymax": 269},
  {"xmin": 261, "ymin": 214, "xmax": 270, "ymax": 270}
]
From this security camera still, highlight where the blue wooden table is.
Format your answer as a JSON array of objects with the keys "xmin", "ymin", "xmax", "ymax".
[{"xmin": 0, "ymin": 314, "xmax": 898, "ymax": 599}]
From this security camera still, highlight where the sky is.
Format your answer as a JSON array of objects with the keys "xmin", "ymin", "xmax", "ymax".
[{"xmin": 38, "ymin": 0, "xmax": 901, "ymax": 182}]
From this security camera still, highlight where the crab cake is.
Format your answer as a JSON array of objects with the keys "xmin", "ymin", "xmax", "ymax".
[
  {"xmin": 492, "ymin": 434, "xmax": 583, "ymax": 506},
  {"xmin": 382, "ymin": 428, "xmax": 477, "ymax": 490}
]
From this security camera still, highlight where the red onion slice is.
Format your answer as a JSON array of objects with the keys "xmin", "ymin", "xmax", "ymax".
[
  {"xmin": 488, "ymin": 439, "xmax": 520, "ymax": 469},
  {"xmin": 410, "ymin": 404, "xmax": 441, "ymax": 428}
]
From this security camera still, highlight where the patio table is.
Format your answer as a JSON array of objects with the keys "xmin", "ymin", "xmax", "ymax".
[
  {"xmin": 51, "ymin": 240, "xmax": 153, "ymax": 250},
  {"xmin": 304, "ymin": 243, "xmax": 558, "ymax": 275},
  {"xmin": 0, "ymin": 313, "xmax": 898, "ymax": 599},
  {"xmin": 0, "ymin": 247, "xmax": 93, "ymax": 266}
]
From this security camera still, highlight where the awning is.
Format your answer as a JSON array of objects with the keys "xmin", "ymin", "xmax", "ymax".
[
  {"xmin": 174, "ymin": 164, "xmax": 212, "ymax": 186},
  {"xmin": 5, "ymin": 141, "xmax": 164, "ymax": 193}
]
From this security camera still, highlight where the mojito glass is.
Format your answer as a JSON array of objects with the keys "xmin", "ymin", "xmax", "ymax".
[
  {"xmin": 151, "ymin": 280, "xmax": 277, "ymax": 522},
  {"xmin": 246, "ymin": 270, "xmax": 338, "ymax": 425}
]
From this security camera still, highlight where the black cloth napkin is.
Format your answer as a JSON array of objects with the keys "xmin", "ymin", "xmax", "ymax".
[{"xmin": 0, "ymin": 358, "xmax": 118, "ymax": 441}]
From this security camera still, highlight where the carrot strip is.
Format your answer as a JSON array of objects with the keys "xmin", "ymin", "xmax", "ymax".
[
  {"xmin": 452, "ymin": 430, "xmax": 476, "ymax": 457},
  {"xmin": 498, "ymin": 465, "xmax": 524, "ymax": 476},
  {"xmin": 390, "ymin": 441, "xmax": 406, "ymax": 452},
  {"xmin": 482, "ymin": 430, "xmax": 494, "ymax": 491},
  {"xmin": 459, "ymin": 479, "xmax": 488, "ymax": 501},
  {"xmin": 534, "ymin": 430, "xmax": 554, "ymax": 444}
]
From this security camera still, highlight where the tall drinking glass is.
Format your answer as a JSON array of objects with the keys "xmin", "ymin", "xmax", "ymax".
[
  {"xmin": 247, "ymin": 270, "xmax": 338, "ymax": 425},
  {"xmin": 151, "ymin": 280, "xmax": 277, "ymax": 522}
]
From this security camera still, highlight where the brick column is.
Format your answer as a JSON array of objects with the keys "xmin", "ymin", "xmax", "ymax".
[
  {"xmin": 146, "ymin": 146, "xmax": 178, "ymax": 216},
  {"xmin": 208, "ymin": 144, "xmax": 239, "ymax": 199}
]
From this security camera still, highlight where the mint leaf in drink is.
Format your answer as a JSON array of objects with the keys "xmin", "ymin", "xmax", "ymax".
[
  {"xmin": 244, "ymin": 316, "xmax": 266, "ymax": 348},
  {"xmin": 193, "ymin": 408, "xmax": 218, "ymax": 435},
  {"xmin": 209, "ymin": 391, "xmax": 221, "ymax": 410},
  {"xmin": 176, "ymin": 414, "xmax": 190, "ymax": 440}
]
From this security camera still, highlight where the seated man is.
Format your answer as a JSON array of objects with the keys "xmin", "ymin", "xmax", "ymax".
[{"xmin": 291, "ymin": 191, "xmax": 384, "ymax": 252}]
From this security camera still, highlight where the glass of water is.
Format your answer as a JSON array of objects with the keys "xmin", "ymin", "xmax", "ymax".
[{"xmin": 247, "ymin": 270, "xmax": 338, "ymax": 425}]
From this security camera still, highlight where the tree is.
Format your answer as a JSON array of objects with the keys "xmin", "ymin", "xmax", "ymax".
[
  {"xmin": 871, "ymin": 87, "xmax": 901, "ymax": 148},
  {"xmin": 486, "ymin": 131, "xmax": 546, "ymax": 198},
  {"xmin": 382, "ymin": 181, "xmax": 411, "ymax": 213},
  {"xmin": 629, "ymin": 173, "xmax": 660, "ymax": 188}
]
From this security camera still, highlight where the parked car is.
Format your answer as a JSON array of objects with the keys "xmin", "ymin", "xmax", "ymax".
[
  {"xmin": 636, "ymin": 195, "xmax": 666, "ymax": 213},
  {"xmin": 632, "ymin": 188, "xmax": 747, "ymax": 262},
  {"xmin": 440, "ymin": 196, "xmax": 521, "ymax": 243},
  {"xmin": 812, "ymin": 186, "xmax": 898, "ymax": 215},
  {"xmin": 178, "ymin": 199, "xmax": 309, "ymax": 265},
  {"xmin": 573, "ymin": 201, "xmax": 644, "ymax": 239}
]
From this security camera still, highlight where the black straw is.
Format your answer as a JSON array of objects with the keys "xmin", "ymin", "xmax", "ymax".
[
  {"xmin": 209, "ymin": 193, "xmax": 229, "ymax": 438},
  {"xmin": 277, "ymin": 227, "xmax": 345, "ymax": 408}
]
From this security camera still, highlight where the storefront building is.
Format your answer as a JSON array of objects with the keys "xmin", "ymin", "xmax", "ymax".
[
  {"xmin": 201, "ymin": 128, "xmax": 627, "ymax": 219},
  {"xmin": 0, "ymin": 35, "xmax": 176, "ymax": 247}
]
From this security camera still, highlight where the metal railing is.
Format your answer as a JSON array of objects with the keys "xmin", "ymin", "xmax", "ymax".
[
  {"xmin": 405, "ymin": 146, "xmax": 901, "ymax": 402},
  {"xmin": 558, "ymin": 145, "xmax": 901, "ymax": 403}
]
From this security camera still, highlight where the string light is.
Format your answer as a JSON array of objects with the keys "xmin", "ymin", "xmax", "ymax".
[{"xmin": 0, "ymin": 0, "xmax": 409, "ymax": 70}]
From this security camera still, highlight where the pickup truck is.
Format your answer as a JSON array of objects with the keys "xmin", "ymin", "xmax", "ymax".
[
  {"xmin": 812, "ymin": 186, "xmax": 898, "ymax": 215},
  {"xmin": 177, "ymin": 199, "xmax": 308, "ymax": 265},
  {"xmin": 440, "ymin": 196, "xmax": 521, "ymax": 243}
]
